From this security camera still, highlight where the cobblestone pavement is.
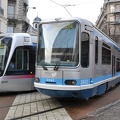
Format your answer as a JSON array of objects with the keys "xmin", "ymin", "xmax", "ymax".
[
  {"xmin": 80, "ymin": 99, "xmax": 120, "ymax": 120},
  {"xmin": 4, "ymin": 90, "xmax": 120, "ymax": 120},
  {"xmin": 5, "ymin": 92, "xmax": 72, "ymax": 120}
]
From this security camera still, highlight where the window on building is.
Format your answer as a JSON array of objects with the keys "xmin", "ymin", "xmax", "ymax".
[
  {"xmin": 110, "ymin": 5, "xmax": 115, "ymax": 12},
  {"xmin": 81, "ymin": 32, "xmax": 89, "ymax": 67},
  {"xmin": 102, "ymin": 43, "xmax": 111, "ymax": 64},
  {"xmin": 109, "ymin": 16, "xmax": 114, "ymax": 22},
  {"xmin": 35, "ymin": 23, "xmax": 38, "ymax": 29},
  {"xmin": 115, "ymin": 4, "xmax": 120, "ymax": 12},
  {"xmin": 115, "ymin": 15, "xmax": 120, "ymax": 23},
  {"xmin": 0, "ymin": 0, "xmax": 4, "ymax": 15},
  {"xmin": 8, "ymin": 4, "xmax": 15, "ymax": 18},
  {"xmin": 7, "ymin": 26, "xmax": 14, "ymax": 33}
]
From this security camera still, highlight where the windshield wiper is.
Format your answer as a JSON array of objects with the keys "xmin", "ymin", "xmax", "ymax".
[
  {"xmin": 42, "ymin": 64, "xmax": 48, "ymax": 70},
  {"xmin": 41, "ymin": 61, "xmax": 48, "ymax": 70},
  {"xmin": 54, "ymin": 60, "xmax": 61, "ymax": 71},
  {"xmin": 54, "ymin": 48, "xmax": 68, "ymax": 71}
]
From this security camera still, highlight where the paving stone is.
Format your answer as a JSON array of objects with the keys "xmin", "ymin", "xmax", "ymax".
[{"xmin": 5, "ymin": 92, "xmax": 72, "ymax": 120}]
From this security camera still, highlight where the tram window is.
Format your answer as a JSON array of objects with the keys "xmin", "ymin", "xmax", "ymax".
[
  {"xmin": 81, "ymin": 32, "xmax": 89, "ymax": 67},
  {"xmin": 23, "ymin": 50, "xmax": 29, "ymax": 70},
  {"xmin": 29, "ymin": 48, "xmax": 35, "ymax": 74},
  {"xmin": 95, "ymin": 37, "xmax": 98, "ymax": 64},
  {"xmin": 16, "ymin": 49, "xmax": 29, "ymax": 70},
  {"xmin": 7, "ymin": 47, "xmax": 30, "ymax": 75},
  {"xmin": 102, "ymin": 43, "xmax": 111, "ymax": 64},
  {"xmin": 16, "ymin": 49, "xmax": 22, "ymax": 69},
  {"xmin": 116, "ymin": 58, "xmax": 120, "ymax": 72}
]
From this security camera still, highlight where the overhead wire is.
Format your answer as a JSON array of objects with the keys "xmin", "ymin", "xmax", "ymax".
[
  {"xmin": 73, "ymin": 0, "xmax": 103, "ymax": 5},
  {"xmin": 50, "ymin": 0, "xmax": 103, "ymax": 6},
  {"xmin": 49, "ymin": 0, "xmax": 103, "ymax": 17}
]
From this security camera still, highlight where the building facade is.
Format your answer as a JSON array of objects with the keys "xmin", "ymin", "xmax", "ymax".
[
  {"xmin": 0, "ymin": 0, "xmax": 38, "ymax": 34},
  {"xmin": 33, "ymin": 16, "xmax": 41, "ymax": 30},
  {"xmin": 7, "ymin": 0, "xmax": 29, "ymax": 33},
  {"xmin": 96, "ymin": 0, "xmax": 120, "ymax": 44},
  {"xmin": 27, "ymin": 15, "xmax": 41, "ymax": 36},
  {"xmin": 0, "ymin": 0, "xmax": 7, "ymax": 33}
]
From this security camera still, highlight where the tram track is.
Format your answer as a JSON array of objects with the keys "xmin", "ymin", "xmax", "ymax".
[
  {"xmin": 0, "ymin": 97, "xmax": 53, "ymax": 109},
  {"xmin": 8, "ymin": 86, "xmax": 118, "ymax": 120},
  {"xmin": 0, "ymin": 92, "xmax": 80, "ymax": 120},
  {"xmin": 8, "ymin": 99, "xmax": 78, "ymax": 120}
]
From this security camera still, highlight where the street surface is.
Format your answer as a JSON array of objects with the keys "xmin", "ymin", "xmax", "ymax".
[
  {"xmin": 0, "ymin": 85, "xmax": 120, "ymax": 120},
  {"xmin": 0, "ymin": 92, "xmax": 17, "ymax": 120}
]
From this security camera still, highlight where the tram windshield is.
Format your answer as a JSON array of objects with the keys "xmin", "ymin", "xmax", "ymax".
[
  {"xmin": 0, "ymin": 37, "xmax": 12, "ymax": 76},
  {"xmin": 37, "ymin": 21, "xmax": 79, "ymax": 68}
]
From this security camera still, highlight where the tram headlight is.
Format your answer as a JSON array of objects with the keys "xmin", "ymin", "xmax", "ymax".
[
  {"xmin": 65, "ymin": 80, "xmax": 77, "ymax": 85},
  {"xmin": 34, "ymin": 77, "xmax": 40, "ymax": 83}
]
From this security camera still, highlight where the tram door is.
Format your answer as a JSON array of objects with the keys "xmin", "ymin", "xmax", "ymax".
[{"xmin": 112, "ymin": 55, "xmax": 115, "ymax": 76}]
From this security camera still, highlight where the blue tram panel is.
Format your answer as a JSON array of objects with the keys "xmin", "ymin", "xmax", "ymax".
[{"xmin": 34, "ymin": 17, "xmax": 120, "ymax": 99}]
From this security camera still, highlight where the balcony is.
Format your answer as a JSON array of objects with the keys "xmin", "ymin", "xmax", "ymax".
[
  {"xmin": 7, "ymin": 14, "xmax": 30, "ymax": 23},
  {"xmin": 7, "ymin": 14, "xmax": 18, "ymax": 20},
  {"xmin": 8, "ymin": 0, "xmax": 16, "ymax": 2},
  {"xmin": 0, "ymin": 6, "xmax": 4, "ymax": 15}
]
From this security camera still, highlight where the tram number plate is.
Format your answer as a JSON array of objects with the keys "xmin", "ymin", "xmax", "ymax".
[
  {"xmin": 81, "ymin": 79, "xmax": 89, "ymax": 85},
  {"xmin": 46, "ymin": 79, "xmax": 55, "ymax": 82}
]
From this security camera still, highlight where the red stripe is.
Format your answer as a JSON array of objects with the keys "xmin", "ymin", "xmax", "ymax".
[{"xmin": 2, "ymin": 75, "xmax": 35, "ymax": 79}]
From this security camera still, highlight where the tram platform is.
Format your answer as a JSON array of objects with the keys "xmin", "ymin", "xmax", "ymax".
[{"xmin": 4, "ymin": 90, "xmax": 120, "ymax": 120}]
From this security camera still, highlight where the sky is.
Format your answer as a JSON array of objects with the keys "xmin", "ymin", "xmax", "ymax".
[{"xmin": 27, "ymin": 0, "xmax": 104, "ymax": 25}]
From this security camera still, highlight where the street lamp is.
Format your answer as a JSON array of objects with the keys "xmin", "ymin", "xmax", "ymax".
[
  {"xmin": 27, "ymin": 7, "xmax": 36, "ymax": 12},
  {"xmin": 28, "ymin": 7, "xmax": 36, "ymax": 9}
]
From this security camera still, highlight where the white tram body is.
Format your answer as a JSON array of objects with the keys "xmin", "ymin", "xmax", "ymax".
[
  {"xmin": 34, "ymin": 17, "xmax": 120, "ymax": 99},
  {"xmin": 0, "ymin": 33, "xmax": 37, "ymax": 92}
]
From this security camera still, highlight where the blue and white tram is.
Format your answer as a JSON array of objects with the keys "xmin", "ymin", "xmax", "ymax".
[
  {"xmin": 0, "ymin": 33, "xmax": 37, "ymax": 92},
  {"xmin": 34, "ymin": 17, "xmax": 120, "ymax": 99}
]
